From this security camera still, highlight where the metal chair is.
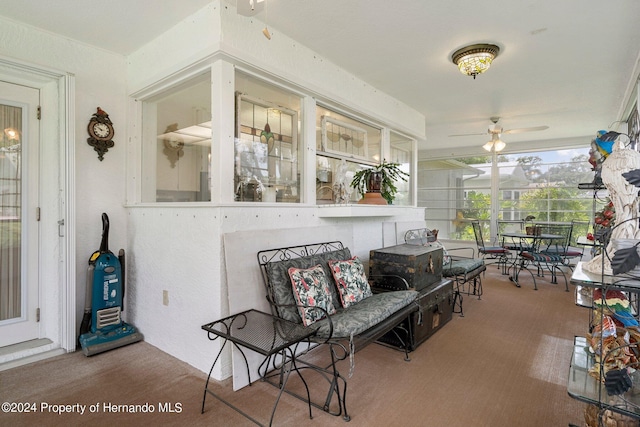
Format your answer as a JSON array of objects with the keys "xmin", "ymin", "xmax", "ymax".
[
  {"xmin": 516, "ymin": 223, "xmax": 572, "ymax": 291},
  {"xmin": 565, "ymin": 220, "xmax": 589, "ymax": 264},
  {"xmin": 471, "ymin": 220, "xmax": 510, "ymax": 273},
  {"xmin": 497, "ymin": 219, "xmax": 530, "ymax": 252}
]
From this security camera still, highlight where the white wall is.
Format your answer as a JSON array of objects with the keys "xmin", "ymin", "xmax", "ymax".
[
  {"xmin": 124, "ymin": 1, "xmax": 429, "ymax": 379},
  {"xmin": 127, "ymin": 204, "xmax": 425, "ymax": 376},
  {"xmin": 0, "ymin": 16, "xmax": 128, "ymax": 345},
  {"xmin": 0, "ymin": 1, "xmax": 428, "ymax": 379}
]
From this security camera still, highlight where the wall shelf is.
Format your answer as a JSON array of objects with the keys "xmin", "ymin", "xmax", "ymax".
[{"xmin": 316, "ymin": 204, "xmax": 422, "ymax": 218}]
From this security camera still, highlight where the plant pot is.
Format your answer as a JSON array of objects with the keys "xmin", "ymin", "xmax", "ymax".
[
  {"xmin": 526, "ymin": 226, "xmax": 541, "ymax": 236},
  {"xmin": 358, "ymin": 192, "xmax": 388, "ymax": 205}
]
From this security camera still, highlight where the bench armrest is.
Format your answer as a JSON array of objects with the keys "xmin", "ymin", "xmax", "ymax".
[
  {"xmin": 368, "ymin": 274, "xmax": 410, "ymax": 290},
  {"xmin": 265, "ymin": 297, "xmax": 335, "ymax": 342}
]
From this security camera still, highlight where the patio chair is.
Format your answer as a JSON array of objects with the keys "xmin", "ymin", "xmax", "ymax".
[
  {"xmin": 516, "ymin": 223, "xmax": 572, "ymax": 291},
  {"xmin": 497, "ymin": 219, "xmax": 532, "ymax": 256},
  {"xmin": 471, "ymin": 220, "xmax": 510, "ymax": 274},
  {"xmin": 565, "ymin": 220, "xmax": 589, "ymax": 265}
]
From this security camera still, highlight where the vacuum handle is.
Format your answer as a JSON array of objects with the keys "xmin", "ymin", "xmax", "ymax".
[
  {"xmin": 99, "ymin": 213, "xmax": 109, "ymax": 253},
  {"xmin": 119, "ymin": 249, "xmax": 125, "ymax": 312}
]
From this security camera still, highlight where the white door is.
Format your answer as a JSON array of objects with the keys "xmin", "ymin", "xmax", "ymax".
[{"xmin": 0, "ymin": 81, "xmax": 40, "ymax": 347}]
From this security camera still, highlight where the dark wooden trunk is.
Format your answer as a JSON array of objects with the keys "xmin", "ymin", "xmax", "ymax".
[
  {"xmin": 377, "ymin": 278, "xmax": 454, "ymax": 350},
  {"xmin": 369, "ymin": 244, "xmax": 443, "ymax": 291}
]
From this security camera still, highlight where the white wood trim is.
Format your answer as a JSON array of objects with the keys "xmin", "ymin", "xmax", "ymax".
[
  {"xmin": 61, "ymin": 73, "xmax": 76, "ymax": 352},
  {"xmin": 0, "ymin": 56, "xmax": 76, "ymax": 353}
]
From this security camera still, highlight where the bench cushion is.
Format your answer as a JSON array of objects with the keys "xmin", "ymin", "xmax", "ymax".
[
  {"xmin": 265, "ymin": 248, "xmax": 351, "ymax": 323},
  {"xmin": 443, "ymin": 258, "xmax": 484, "ymax": 277},
  {"xmin": 314, "ymin": 290, "xmax": 418, "ymax": 339},
  {"xmin": 329, "ymin": 256, "xmax": 373, "ymax": 308},
  {"xmin": 288, "ymin": 264, "xmax": 337, "ymax": 326}
]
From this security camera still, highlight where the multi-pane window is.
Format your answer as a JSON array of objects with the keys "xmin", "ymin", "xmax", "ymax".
[
  {"xmin": 315, "ymin": 106, "xmax": 381, "ymax": 204},
  {"xmin": 234, "ymin": 73, "xmax": 301, "ymax": 203},
  {"xmin": 419, "ymin": 148, "xmax": 593, "ymax": 240},
  {"xmin": 389, "ymin": 131, "xmax": 413, "ymax": 206}
]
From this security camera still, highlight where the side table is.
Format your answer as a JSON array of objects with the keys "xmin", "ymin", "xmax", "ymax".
[{"xmin": 201, "ymin": 309, "xmax": 317, "ymax": 426}]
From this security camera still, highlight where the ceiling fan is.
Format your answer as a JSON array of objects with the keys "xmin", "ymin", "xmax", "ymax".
[{"xmin": 449, "ymin": 117, "xmax": 549, "ymax": 152}]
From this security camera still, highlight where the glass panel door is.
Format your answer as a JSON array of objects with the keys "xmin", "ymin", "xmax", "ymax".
[
  {"xmin": 0, "ymin": 104, "xmax": 22, "ymax": 322},
  {"xmin": 0, "ymin": 80, "xmax": 39, "ymax": 347}
]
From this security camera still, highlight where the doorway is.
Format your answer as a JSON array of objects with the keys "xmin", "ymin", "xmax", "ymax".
[
  {"xmin": 0, "ymin": 58, "xmax": 76, "ymax": 359},
  {"xmin": 0, "ymin": 81, "xmax": 40, "ymax": 347}
]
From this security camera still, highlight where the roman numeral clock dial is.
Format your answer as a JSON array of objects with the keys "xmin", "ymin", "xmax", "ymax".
[{"xmin": 87, "ymin": 107, "xmax": 115, "ymax": 161}]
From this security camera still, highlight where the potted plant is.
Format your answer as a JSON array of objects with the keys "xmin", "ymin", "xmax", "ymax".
[
  {"xmin": 524, "ymin": 215, "xmax": 536, "ymax": 235},
  {"xmin": 350, "ymin": 159, "xmax": 409, "ymax": 205}
]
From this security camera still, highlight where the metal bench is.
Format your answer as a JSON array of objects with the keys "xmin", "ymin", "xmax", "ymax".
[{"xmin": 257, "ymin": 241, "xmax": 420, "ymax": 421}]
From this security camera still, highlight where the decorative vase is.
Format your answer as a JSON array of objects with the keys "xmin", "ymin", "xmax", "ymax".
[{"xmin": 358, "ymin": 192, "xmax": 388, "ymax": 205}]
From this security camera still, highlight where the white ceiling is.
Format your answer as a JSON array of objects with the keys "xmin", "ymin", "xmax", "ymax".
[{"xmin": 1, "ymin": 0, "xmax": 639, "ymax": 153}]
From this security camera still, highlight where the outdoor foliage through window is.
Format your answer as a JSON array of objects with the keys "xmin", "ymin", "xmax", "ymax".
[{"xmin": 418, "ymin": 148, "xmax": 594, "ymax": 241}]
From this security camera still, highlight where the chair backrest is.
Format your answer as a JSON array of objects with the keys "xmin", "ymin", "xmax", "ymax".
[
  {"xmin": 535, "ymin": 223, "xmax": 572, "ymax": 253},
  {"xmin": 497, "ymin": 220, "xmax": 524, "ymax": 235},
  {"xmin": 497, "ymin": 219, "xmax": 524, "ymax": 245},
  {"xmin": 471, "ymin": 220, "xmax": 486, "ymax": 250},
  {"xmin": 570, "ymin": 220, "xmax": 590, "ymax": 246},
  {"xmin": 257, "ymin": 241, "xmax": 348, "ymax": 322}
]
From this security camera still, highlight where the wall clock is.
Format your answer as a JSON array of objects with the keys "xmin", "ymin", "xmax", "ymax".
[{"xmin": 87, "ymin": 107, "xmax": 115, "ymax": 161}]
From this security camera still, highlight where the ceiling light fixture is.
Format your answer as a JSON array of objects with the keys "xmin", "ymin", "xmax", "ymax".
[
  {"xmin": 451, "ymin": 43, "xmax": 500, "ymax": 79},
  {"xmin": 483, "ymin": 133, "xmax": 505, "ymax": 152}
]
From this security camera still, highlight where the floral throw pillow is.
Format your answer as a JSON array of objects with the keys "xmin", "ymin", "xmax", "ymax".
[
  {"xmin": 328, "ymin": 256, "xmax": 373, "ymax": 308},
  {"xmin": 288, "ymin": 264, "xmax": 336, "ymax": 327}
]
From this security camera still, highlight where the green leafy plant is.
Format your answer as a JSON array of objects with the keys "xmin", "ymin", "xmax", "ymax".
[{"xmin": 350, "ymin": 159, "xmax": 409, "ymax": 204}]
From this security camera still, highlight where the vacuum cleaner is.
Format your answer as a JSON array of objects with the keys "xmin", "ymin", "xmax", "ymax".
[{"xmin": 78, "ymin": 213, "xmax": 143, "ymax": 356}]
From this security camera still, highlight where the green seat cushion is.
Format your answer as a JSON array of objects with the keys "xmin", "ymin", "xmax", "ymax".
[
  {"xmin": 313, "ymin": 290, "xmax": 418, "ymax": 339},
  {"xmin": 443, "ymin": 258, "xmax": 484, "ymax": 277}
]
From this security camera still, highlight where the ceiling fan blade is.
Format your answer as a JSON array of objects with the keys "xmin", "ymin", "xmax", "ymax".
[
  {"xmin": 503, "ymin": 125, "xmax": 549, "ymax": 134},
  {"xmin": 448, "ymin": 132, "xmax": 486, "ymax": 137}
]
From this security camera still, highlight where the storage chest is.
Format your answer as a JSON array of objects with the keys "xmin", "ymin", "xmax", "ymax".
[
  {"xmin": 377, "ymin": 278, "xmax": 454, "ymax": 350},
  {"xmin": 369, "ymin": 244, "xmax": 443, "ymax": 291}
]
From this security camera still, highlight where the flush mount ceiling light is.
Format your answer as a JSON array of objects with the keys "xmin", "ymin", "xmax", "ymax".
[{"xmin": 451, "ymin": 44, "xmax": 500, "ymax": 79}]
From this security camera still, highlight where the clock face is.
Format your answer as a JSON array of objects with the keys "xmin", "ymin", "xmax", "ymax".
[{"xmin": 93, "ymin": 122, "xmax": 111, "ymax": 138}]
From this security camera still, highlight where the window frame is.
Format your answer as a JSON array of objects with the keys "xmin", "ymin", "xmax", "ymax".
[
  {"xmin": 320, "ymin": 115, "xmax": 370, "ymax": 163},
  {"xmin": 234, "ymin": 91, "xmax": 301, "ymax": 203}
]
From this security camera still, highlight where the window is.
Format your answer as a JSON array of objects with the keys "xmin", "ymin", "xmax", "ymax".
[
  {"xmin": 389, "ymin": 131, "xmax": 414, "ymax": 206},
  {"xmin": 141, "ymin": 72, "xmax": 212, "ymax": 202},
  {"xmin": 502, "ymin": 190, "xmax": 521, "ymax": 220},
  {"xmin": 419, "ymin": 148, "xmax": 594, "ymax": 240},
  {"xmin": 234, "ymin": 73, "xmax": 301, "ymax": 203},
  {"xmin": 315, "ymin": 105, "xmax": 381, "ymax": 204}
]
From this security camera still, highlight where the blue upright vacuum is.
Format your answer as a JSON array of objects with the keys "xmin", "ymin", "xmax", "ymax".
[{"xmin": 78, "ymin": 213, "xmax": 143, "ymax": 356}]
